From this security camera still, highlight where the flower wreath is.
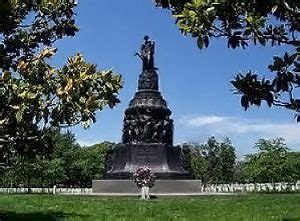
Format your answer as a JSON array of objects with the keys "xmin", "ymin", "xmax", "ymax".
[{"xmin": 134, "ymin": 166, "xmax": 155, "ymax": 188}]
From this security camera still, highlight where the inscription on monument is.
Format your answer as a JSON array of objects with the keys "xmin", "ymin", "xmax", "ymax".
[{"xmin": 131, "ymin": 145, "xmax": 167, "ymax": 166}]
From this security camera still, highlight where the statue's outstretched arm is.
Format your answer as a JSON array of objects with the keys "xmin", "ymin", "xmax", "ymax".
[{"xmin": 135, "ymin": 52, "xmax": 143, "ymax": 61}]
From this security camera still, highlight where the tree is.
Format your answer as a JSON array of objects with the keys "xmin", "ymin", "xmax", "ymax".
[
  {"xmin": 0, "ymin": 129, "xmax": 110, "ymax": 188},
  {"xmin": 284, "ymin": 152, "xmax": 300, "ymax": 183},
  {"xmin": 70, "ymin": 143, "xmax": 108, "ymax": 187},
  {"xmin": 155, "ymin": 1, "xmax": 300, "ymax": 120},
  {"xmin": 0, "ymin": 0, "xmax": 122, "ymax": 149},
  {"xmin": 47, "ymin": 130, "xmax": 80, "ymax": 187},
  {"xmin": 202, "ymin": 137, "xmax": 222, "ymax": 183},
  {"xmin": 219, "ymin": 138, "xmax": 236, "ymax": 183},
  {"xmin": 188, "ymin": 137, "xmax": 236, "ymax": 184},
  {"xmin": 233, "ymin": 160, "xmax": 248, "ymax": 183},
  {"xmin": 243, "ymin": 138, "xmax": 289, "ymax": 183},
  {"xmin": 189, "ymin": 146, "xmax": 208, "ymax": 184}
]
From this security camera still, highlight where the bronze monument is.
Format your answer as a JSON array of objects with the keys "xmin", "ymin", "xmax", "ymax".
[{"xmin": 106, "ymin": 36, "xmax": 190, "ymax": 179}]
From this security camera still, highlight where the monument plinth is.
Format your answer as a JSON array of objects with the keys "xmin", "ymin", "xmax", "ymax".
[{"xmin": 105, "ymin": 36, "xmax": 190, "ymax": 179}]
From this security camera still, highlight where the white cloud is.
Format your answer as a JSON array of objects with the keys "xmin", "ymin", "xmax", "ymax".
[
  {"xmin": 178, "ymin": 115, "xmax": 300, "ymax": 143},
  {"xmin": 76, "ymin": 139, "xmax": 102, "ymax": 146},
  {"xmin": 183, "ymin": 116, "xmax": 226, "ymax": 127}
]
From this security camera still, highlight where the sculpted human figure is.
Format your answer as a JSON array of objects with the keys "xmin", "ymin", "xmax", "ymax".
[
  {"xmin": 157, "ymin": 118, "xmax": 173, "ymax": 145},
  {"xmin": 151, "ymin": 120, "xmax": 163, "ymax": 142},
  {"xmin": 135, "ymin": 36, "xmax": 156, "ymax": 71},
  {"xmin": 123, "ymin": 116, "xmax": 135, "ymax": 143},
  {"xmin": 131, "ymin": 118, "xmax": 139, "ymax": 143},
  {"xmin": 142, "ymin": 121, "xmax": 154, "ymax": 141}
]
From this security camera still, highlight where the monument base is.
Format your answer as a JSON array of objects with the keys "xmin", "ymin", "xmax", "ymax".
[
  {"xmin": 106, "ymin": 144, "xmax": 191, "ymax": 179},
  {"xmin": 92, "ymin": 180, "xmax": 201, "ymax": 194}
]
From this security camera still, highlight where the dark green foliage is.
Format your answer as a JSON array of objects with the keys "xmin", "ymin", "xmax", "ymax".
[
  {"xmin": 187, "ymin": 137, "xmax": 236, "ymax": 184},
  {"xmin": 156, "ymin": 1, "xmax": 300, "ymax": 120},
  {"xmin": 187, "ymin": 137, "xmax": 300, "ymax": 184},
  {"xmin": 233, "ymin": 161, "xmax": 248, "ymax": 183},
  {"xmin": 190, "ymin": 149, "xmax": 208, "ymax": 182},
  {"xmin": 241, "ymin": 138, "xmax": 300, "ymax": 184},
  {"xmin": 69, "ymin": 143, "xmax": 108, "ymax": 187},
  {"xmin": 0, "ymin": 130, "xmax": 109, "ymax": 188},
  {"xmin": 219, "ymin": 138, "xmax": 236, "ymax": 183}
]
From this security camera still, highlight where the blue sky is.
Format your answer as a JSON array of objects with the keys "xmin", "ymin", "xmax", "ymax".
[{"xmin": 52, "ymin": 0, "xmax": 300, "ymax": 157}]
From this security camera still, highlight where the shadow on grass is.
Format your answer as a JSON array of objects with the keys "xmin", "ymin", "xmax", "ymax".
[
  {"xmin": 282, "ymin": 219, "xmax": 300, "ymax": 221},
  {"xmin": 0, "ymin": 211, "xmax": 89, "ymax": 221}
]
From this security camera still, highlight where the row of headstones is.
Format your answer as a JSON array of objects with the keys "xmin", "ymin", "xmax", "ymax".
[
  {"xmin": 203, "ymin": 182, "xmax": 300, "ymax": 192},
  {"xmin": 0, "ymin": 187, "xmax": 92, "ymax": 194},
  {"xmin": 1, "ymin": 182, "xmax": 300, "ymax": 194}
]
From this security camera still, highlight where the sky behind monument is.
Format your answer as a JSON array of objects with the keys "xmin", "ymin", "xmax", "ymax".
[{"xmin": 52, "ymin": 0, "xmax": 299, "ymax": 157}]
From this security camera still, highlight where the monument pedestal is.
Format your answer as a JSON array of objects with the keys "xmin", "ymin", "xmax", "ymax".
[
  {"xmin": 106, "ymin": 144, "xmax": 190, "ymax": 179},
  {"xmin": 92, "ymin": 180, "xmax": 201, "ymax": 194}
]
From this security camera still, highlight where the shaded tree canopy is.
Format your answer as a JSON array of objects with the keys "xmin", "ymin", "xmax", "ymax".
[
  {"xmin": 242, "ymin": 138, "xmax": 300, "ymax": 183},
  {"xmin": 0, "ymin": 0, "xmax": 123, "ymax": 146},
  {"xmin": 187, "ymin": 136, "xmax": 236, "ymax": 184},
  {"xmin": 0, "ymin": 130, "xmax": 110, "ymax": 188},
  {"xmin": 155, "ymin": 0, "xmax": 300, "ymax": 120}
]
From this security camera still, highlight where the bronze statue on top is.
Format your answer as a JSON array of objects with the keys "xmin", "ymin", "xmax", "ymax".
[{"xmin": 135, "ymin": 36, "xmax": 157, "ymax": 71}]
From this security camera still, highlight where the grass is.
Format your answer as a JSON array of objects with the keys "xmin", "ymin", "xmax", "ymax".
[{"xmin": 0, "ymin": 194, "xmax": 300, "ymax": 221}]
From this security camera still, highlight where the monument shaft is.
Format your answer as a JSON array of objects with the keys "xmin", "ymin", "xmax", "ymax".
[{"xmin": 106, "ymin": 36, "xmax": 190, "ymax": 179}]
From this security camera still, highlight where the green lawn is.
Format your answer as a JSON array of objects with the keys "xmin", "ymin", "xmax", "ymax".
[{"xmin": 0, "ymin": 194, "xmax": 300, "ymax": 221}]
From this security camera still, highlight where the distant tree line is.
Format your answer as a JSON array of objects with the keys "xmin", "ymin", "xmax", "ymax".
[
  {"xmin": 1, "ymin": 131, "xmax": 300, "ymax": 189},
  {"xmin": 237, "ymin": 138, "xmax": 300, "ymax": 184},
  {"xmin": 0, "ymin": 130, "xmax": 110, "ymax": 189},
  {"xmin": 185, "ymin": 137, "xmax": 300, "ymax": 185}
]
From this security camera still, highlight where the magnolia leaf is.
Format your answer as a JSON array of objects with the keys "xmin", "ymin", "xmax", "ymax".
[
  {"xmin": 82, "ymin": 119, "xmax": 90, "ymax": 129},
  {"xmin": 266, "ymin": 93, "xmax": 274, "ymax": 107},
  {"xmin": 80, "ymin": 72, "xmax": 87, "ymax": 80},
  {"xmin": 79, "ymin": 96, "xmax": 86, "ymax": 103},
  {"xmin": 284, "ymin": 52, "xmax": 289, "ymax": 63},
  {"xmin": 19, "ymin": 91, "xmax": 27, "ymax": 99},
  {"xmin": 64, "ymin": 78, "xmax": 74, "ymax": 93},
  {"xmin": 17, "ymin": 60, "xmax": 29, "ymax": 72},
  {"xmin": 16, "ymin": 110, "xmax": 23, "ymax": 123},
  {"xmin": 246, "ymin": 16, "xmax": 253, "ymax": 23},
  {"xmin": 0, "ymin": 70, "xmax": 11, "ymax": 81},
  {"xmin": 204, "ymin": 36, "xmax": 209, "ymax": 48},
  {"xmin": 294, "ymin": 61, "xmax": 300, "ymax": 72},
  {"xmin": 39, "ymin": 47, "xmax": 57, "ymax": 59},
  {"xmin": 27, "ymin": 92, "xmax": 38, "ymax": 100},
  {"xmin": 90, "ymin": 114, "xmax": 96, "ymax": 123},
  {"xmin": 206, "ymin": 7, "xmax": 215, "ymax": 13},
  {"xmin": 46, "ymin": 68, "xmax": 56, "ymax": 78},
  {"xmin": 56, "ymin": 87, "xmax": 64, "ymax": 96},
  {"xmin": 0, "ymin": 118, "xmax": 7, "ymax": 125},
  {"xmin": 271, "ymin": 5, "xmax": 278, "ymax": 13},
  {"xmin": 9, "ymin": 105, "xmax": 20, "ymax": 110},
  {"xmin": 105, "ymin": 82, "xmax": 113, "ymax": 90},
  {"xmin": 273, "ymin": 56, "xmax": 284, "ymax": 68},
  {"xmin": 241, "ymin": 95, "xmax": 249, "ymax": 110},
  {"xmin": 197, "ymin": 36, "xmax": 204, "ymax": 49}
]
